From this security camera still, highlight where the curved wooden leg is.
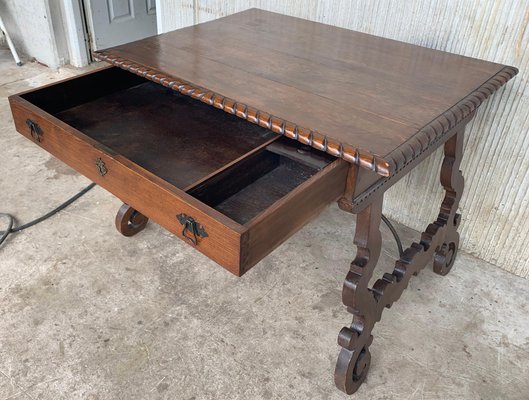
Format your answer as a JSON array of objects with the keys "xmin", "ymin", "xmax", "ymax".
[
  {"xmin": 115, "ymin": 203, "xmax": 148, "ymax": 237},
  {"xmin": 335, "ymin": 130, "xmax": 465, "ymax": 395},
  {"xmin": 433, "ymin": 130, "xmax": 464, "ymax": 275},
  {"xmin": 335, "ymin": 195, "xmax": 382, "ymax": 394}
]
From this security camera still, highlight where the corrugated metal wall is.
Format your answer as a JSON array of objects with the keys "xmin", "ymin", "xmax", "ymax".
[{"xmin": 156, "ymin": 0, "xmax": 529, "ymax": 278}]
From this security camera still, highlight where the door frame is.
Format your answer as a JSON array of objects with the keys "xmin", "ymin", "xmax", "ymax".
[
  {"xmin": 80, "ymin": 0, "xmax": 99, "ymax": 55},
  {"xmin": 76, "ymin": 0, "xmax": 160, "ymax": 53},
  {"xmin": 62, "ymin": 0, "xmax": 92, "ymax": 67}
]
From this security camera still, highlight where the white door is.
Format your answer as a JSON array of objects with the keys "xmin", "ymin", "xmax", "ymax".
[{"xmin": 84, "ymin": 0, "xmax": 157, "ymax": 51}]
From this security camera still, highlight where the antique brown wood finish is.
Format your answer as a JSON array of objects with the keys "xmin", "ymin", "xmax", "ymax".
[
  {"xmin": 241, "ymin": 157, "xmax": 348, "ymax": 271},
  {"xmin": 10, "ymin": 94, "xmax": 244, "ymax": 273},
  {"xmin": 8, "ymin": 8, "xmax": 518, "ymax": 396},
  {"xmin": 9, "ymin": 69, "xmax": 346, "ymax": 276},
  {"xmin": 115, "ymin": 204, "xmax": 149, "ymax": 237},
  {"xmin": 94, "ymin": 9, "xmax": 517, "ymax": 176},
  {"xmin": 335, "ymin": 129, "xmax": 466, "ymax": 393},
  {"xmin": 339, "ymin": 113, "xmax": 475, "ymax": 214}
]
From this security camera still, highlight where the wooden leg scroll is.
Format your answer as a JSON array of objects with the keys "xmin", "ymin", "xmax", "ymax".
[
  {"xmin": 115, "ymin": 203, "xmax": 149, "ymax": 237},
  {"xmin": 335, "ymin": 194, "xmax": 383, "ymax": 394},
  {"xmin": 335, "ymin": 130, "xmax": 465, "ymax": 394},
  {"xmin": 433, "ymin": 128, "xmax": 464, "ymax": 276}
]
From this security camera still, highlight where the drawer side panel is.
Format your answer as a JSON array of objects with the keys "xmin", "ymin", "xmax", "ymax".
[
  {"xmin": 10, "ymin": 96, "xmax": 243, "ymax": 274},
  {"xmin": 241, "ymin": 159, "xmax": 348, "ymax": 273}
]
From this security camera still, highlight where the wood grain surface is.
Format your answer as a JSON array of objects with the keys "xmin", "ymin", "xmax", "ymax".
[
  {"xmin": 94, "ymin": 8, "xmax": 517, "ymax": 176},
  {"xmin": 55, "ymin": 81, "xmax": 277, "ymax": 190},
  {"xmin": 9, "ymin": 67, "xmax": 348, "ymax": 275}
]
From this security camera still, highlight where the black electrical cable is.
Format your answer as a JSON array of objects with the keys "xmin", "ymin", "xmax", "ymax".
[
  {"xmin": 0, "ymin": 182, "xmax": 96, "ymax": 247},
  {"xmin": 381, "ymin": 213, "xmax": 404, "ymax": 257},
  {"xmin": 0, "ymin": 181, "xmax": 405, "ymax": 260}
]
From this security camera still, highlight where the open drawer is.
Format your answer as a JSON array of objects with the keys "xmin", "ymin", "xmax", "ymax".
[{"xmin": 9, "ymin": 67, "xmax": 348, "ymax": 276}]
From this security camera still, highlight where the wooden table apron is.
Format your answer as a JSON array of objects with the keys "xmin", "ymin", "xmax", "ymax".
[{"xmin": 9, "ymin": 8, "xmax": 518, "ymax": 396}]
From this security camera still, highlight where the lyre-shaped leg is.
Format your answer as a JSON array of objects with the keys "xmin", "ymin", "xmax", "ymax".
[
  {"xmin": 335, "ymin": 130, "xmax": 465, "ymax": 394},
  {"xmin": 433, "ymin": 130, "xmax": 464, "ymax": 275},
  {"xmin": 115, "ymin": 203, "xmax": 149, "ymax": 237},
  {"xmin": 334, "ymin": 195, "xmax": 382, "ymax": 393}
]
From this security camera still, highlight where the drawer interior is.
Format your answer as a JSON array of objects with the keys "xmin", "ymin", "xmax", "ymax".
[
  {"xmin": 188, "ymin": 138, "xmax": 336, "ymax": 224},
  {"xmin": 20, "ymin": 66, "xmax": 338, "ymax": 228},
  {"xmin": 14, "ymin": 66, "xmax": 346, "ymax": 274},
  {"xmin": 23, "ymin": 67, "xmax": 277, "ymax": 190}
]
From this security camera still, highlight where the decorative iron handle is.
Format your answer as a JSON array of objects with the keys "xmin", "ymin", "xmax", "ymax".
[
  {"xmin": 176, "ymin": 214, "xmax": 208, "ymax": 245},
  {"xmin": 26, "ymin": 119, "xmax": 42, "ymax": 142},
  {"xmin": 95, "ymin": 158, "xmax": 107, "ymax": 176}
]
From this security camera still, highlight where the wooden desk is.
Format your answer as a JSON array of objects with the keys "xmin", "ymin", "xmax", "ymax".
[{"xmin": 9, "ymin": 8, "xmax": 517, "ymax": 395}]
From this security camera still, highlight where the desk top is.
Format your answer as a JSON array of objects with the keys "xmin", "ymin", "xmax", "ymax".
[{"xmin": 94, "ymin": 8, "xmax": 517, "ymax": 176}]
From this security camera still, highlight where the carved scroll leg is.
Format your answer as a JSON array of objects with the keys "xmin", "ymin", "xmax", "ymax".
[
  {"xmin": 115, "ymin": 203, "xmax": 148, "ymax": 237},
  {"xmin": 335, "ymin": 195, "xmax": 382, "ymax": 394},
  {"xmin": 433, "ymin": 130, "xmax": 464, "ymax": 275},
  {"xmin": 334, "ymin": 130, "xmax": 466, "ymax": 395}
]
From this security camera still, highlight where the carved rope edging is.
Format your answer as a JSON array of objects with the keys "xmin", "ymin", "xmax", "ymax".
[
  {"xmin": 94, "ymin": 50, "xmax": 391, "ymax": 175},
  {"xmin": 384, "ymin": 66, "xmax": 518, "ymax": 173},
  {"xmin": 94, "ymin": 50, "xmax": 517, "ymax": 178}
]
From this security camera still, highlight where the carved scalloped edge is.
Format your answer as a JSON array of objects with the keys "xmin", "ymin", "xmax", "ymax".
[
  {"xmin": 94, "ymin": 50, "xmax": 517, "ymax": 177},
  {"xmin": 94, "ymin": 50, "xmax": 391, "ymax": 176},
  {"xmin": 384, "ymin": 66, "xmax": 518, "ymax": 174}
]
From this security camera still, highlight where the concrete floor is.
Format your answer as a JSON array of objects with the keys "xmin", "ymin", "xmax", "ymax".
[{"xmin": 1, "ymin": 48, "xmax": 529, "ymax": 400}]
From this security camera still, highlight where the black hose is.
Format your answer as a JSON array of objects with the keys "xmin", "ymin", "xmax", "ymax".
[
  {"xmin": 0, "ymin": 182, "xmax": 405, "ymax": 261},
  {"xmin": 0, "ymin": 183, "xmax": 96, "ymax": 247}
]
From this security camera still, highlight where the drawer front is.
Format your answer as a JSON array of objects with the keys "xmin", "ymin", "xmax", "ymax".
[
  {"xmin": 241, "ymin": 159, "xmax": 349, "ymax": 272},
  {"xmin": 10, "ymin": 97, "xmax": 243, "ymax": 273}
]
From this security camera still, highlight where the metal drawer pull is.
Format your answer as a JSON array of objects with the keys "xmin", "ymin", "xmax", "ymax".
[
  {"xmin": 176, "ymin": 214, "xmax": 208, "ymax": 245},
  {"xmin": 95, "ymin": 158, "xmax": 107, "ymax": 176},
  {"xmin": 26, "ymin": 119, "xmax": 42, "ymax": 142}
]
